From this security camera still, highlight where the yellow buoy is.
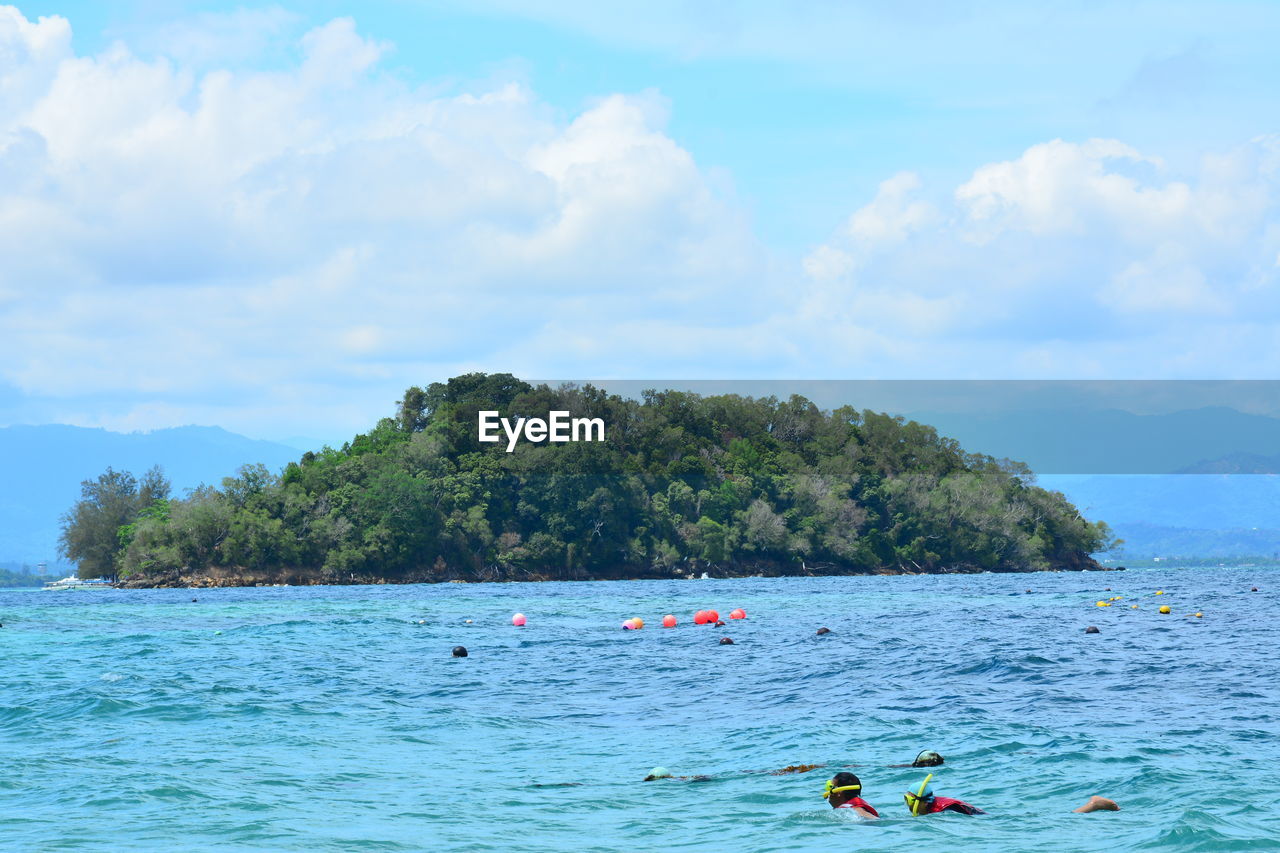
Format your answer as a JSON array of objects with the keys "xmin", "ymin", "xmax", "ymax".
[
  {"xmin": 1155, "ymin": 590, "xmax": 1164, "ymax": 595},
  {"xmin": 1096, "ymin": 601, "xmax": 1111, "ymax": 607},
  {"xmin": 1131, "ymin": 605, "xmax": 1139, "ymax": 609},
  {"xmin": 1194, "ymin": 612, "xmax": 1203, "ymax": 618},
  {"xmin": 1158, "ymin": 605, "xmax": 1171, "ymax": 614}
]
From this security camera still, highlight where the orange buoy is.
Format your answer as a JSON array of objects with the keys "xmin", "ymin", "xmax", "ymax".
[
  {"xmin": 662, "ymin": 614, "xmax": 677, "ymax": 628},
  {"xmin": 729, "ymin": 608, "xmax": 746, "ymax": 619}
]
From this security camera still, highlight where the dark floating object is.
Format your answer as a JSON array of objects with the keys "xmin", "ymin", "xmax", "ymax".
[
  {"xmin": 816, "ymin": 627, "xmax": 831, "ymax": 635},
  {"xmin": 714, "ymin": 620, "xmax": 726, "ymax": 628},
  {"xmin": 1105, "ymin": 587, "xmax": 1111, "ymax": 591},
  {"xmin": 191, "ymin": 598, "xmax": 198, "ymax": 602},
  {"xmin": 1025, "ymin": 589, "xmax": 1032, "ymax": 593},
  {"xmin": 719, "ymin": 637, "xmax": 735, "ymax": 645},
  {"xmin": 1252, "ymin": 587, "xmax": 1259, "ymax": 592},
  {"xmin": 1085, "ymin": 626, "xmax": 1100, "ymax": 634},
  {"xmin": 912, "ymin": 750, "xmax": 944, "ymax": 767},
  {"xmin": 452, "ymin": 646, "xmax": 468, "ymax": 657}
]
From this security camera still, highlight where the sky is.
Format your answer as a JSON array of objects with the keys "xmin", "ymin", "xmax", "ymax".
[{"xmin": 1, "ymin": 1, "xmax": 1278, "ymax": 444}]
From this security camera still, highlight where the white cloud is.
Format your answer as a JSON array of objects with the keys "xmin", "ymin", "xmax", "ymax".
[
  {"xmin": 0, "ymin": 9, "xmax": 766, "ymax": 437},
  {"xmin": 803, "ymin": 135, "xmax": 1280, "ymax": 363}
]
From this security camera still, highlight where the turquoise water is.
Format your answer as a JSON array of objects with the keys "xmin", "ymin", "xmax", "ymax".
[{"xmin": 3, "ymin": 568, "xmax": 1278, "ymax": 852}]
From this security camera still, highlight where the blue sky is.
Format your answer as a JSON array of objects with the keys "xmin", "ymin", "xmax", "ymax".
[{"xmin": 1, "ymin": 2, "xmax": 1278, "ymax": 442}]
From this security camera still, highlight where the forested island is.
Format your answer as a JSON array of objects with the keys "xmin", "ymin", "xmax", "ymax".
[{"xmin": 59, "ymin": 374, "xmax": 1116, "ymax": 587}]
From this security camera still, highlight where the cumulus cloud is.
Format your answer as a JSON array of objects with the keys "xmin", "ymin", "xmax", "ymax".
[
  {"xmin": 802, "ymin": 135, "xmax": 1280, "ymax": 371},
  {"xmin": 0, "ymin": 7, "xmax": 766, "ymax": 438}
]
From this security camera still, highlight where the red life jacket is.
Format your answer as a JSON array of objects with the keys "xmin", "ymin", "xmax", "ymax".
[
  {"xmin": 836, "ymin": 796, "xmax": 880, "ymax": 817},
  {"xmin": 928, "ymin": 796, "xmax": 984, "ymax": 815}
]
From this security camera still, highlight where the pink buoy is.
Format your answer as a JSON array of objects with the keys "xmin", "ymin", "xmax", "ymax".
[
  {"xmin": 512, "ymin": 613, "xmax": 526, "ymax": 627},
  {"xmin": 662, "ymin": 614, "xmax": 677, "ymax": 628},
  {"xmin": 729, "ymin": 608, "xmax": 746, "ymax": 620},
  {"xmin": 622, "ymin": 619, "xmax": 638, "ymax": 630}
]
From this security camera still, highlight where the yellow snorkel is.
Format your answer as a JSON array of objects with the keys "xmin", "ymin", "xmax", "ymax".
[
  {"xmin": 904, "ymin": 773, "xmax": 934, "ymax": 815},
  {"xmin": 822, "ymin": 778, "xmax": 862, "ymax": 800}
]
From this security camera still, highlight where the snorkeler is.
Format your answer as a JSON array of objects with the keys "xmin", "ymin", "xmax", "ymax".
[
  {"xmin": 903, "ymin": 774, "xmax": 985, "ymax": 815},
  {"xmin": 823, "ymin": 772, "xmax": 879, "ymax": 818},
  {"xmin": 904, "ymin": 774, "xmax": 1120, "ymax": 816},
  {"xmin": 642, "ymin": 767, "xmax": 713, "ymax": 782},
  {"xmin": 887, "ymin": 749, "xmax": 944, "ymax": 768}
]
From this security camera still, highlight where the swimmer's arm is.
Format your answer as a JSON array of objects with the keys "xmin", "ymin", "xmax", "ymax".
[
  {"xmin": 1073, "ymin": 796, "xmax": 1120, "ymax": 813},
  {"xmin": 850, "ymin": 807, "xmax": 878, "ymax": 820}
]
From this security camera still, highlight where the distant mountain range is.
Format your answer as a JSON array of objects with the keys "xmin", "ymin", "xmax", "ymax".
[
  {"xmin": 911, "ymin": 406, "xmax": 1280, "ymax": 474},
  {"xmin": 1037, "ymin": 473, "xmax": 1280, "ymax": 559},
  {"xmin": 1176, "ymin": 452, "xmax": 1280, "ymax": 474},
  {"xmin": 0, "ymin": 425, "xmax": 302, "ymax": 565}
]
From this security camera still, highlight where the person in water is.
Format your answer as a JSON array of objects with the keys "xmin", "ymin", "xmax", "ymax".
[
  {"xmin": 903, "ymin": 774, "xmax": 985, "ymax": 815},
  {"xmin": 823, "ymin": 772, "xmax": 879, "ymax": 819},
  {"xmin": 887, "ymin": 749, "xmax": 944, "ymax": 768},
  {"xmin": 904, "ymin": 774, "xmax": 1120, "ymax": 815}
]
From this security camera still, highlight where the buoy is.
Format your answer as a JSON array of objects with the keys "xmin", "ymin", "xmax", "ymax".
[
  {"xmin": 631, "ymin": 617, "xmax": 645, "ymax": 629},
  {"xmin": 1131, "ymin": 605, "xmax": 1138, "ymax": 609},
  {"xmin": 662, "ymin": 614, "xmax": 677, "ymax": 628},
  {"xmin": 1155, "ymin": 590, "xmax": 1164, "ymax": 595},
  {"xmin": 1105, "ymin": 587, "xmax": 1112, "ymax": 592},
  {"xmin": 1252, "ymin": 587, "xmax": 1259, "ymax": 592},
  {"xmin": 1085, "ymin": 626, "xmax": 1100, "ymax": 634},
  {"xmin": 417, "ymin": 619, "xmax": 426, "ymax": 624},
  {"xmin": 1096, "ymin": 601, "xmax": 1111, "ymax": 607},
  {"xmin": 707, "ymin": 610, "xmax": 720, "ymax": 623},
  {"xmin": 622, "ymin": 619, "xmax": 637, "ymax": 630},
  {"xmin": 214, "ymin": 630, "xmax": 222, "ymax": 635},
  {"xmin": 1194, "ymin": 612, "xmax": 1203, "ymax": 618},
  {"xmin": 729, "ymin": 608, "xmax": 746, "ymax": 620},
  {"xmin": 693, "ymin": 610, "xmax": 708, "ymax": 625},
  {"xmin": 512, "ymin": 613, "xmax": 526, "ymax": 627},
  {"xmin": 816, "ymin": 627, "xmax": 831, "ymax": 635},
  {"xmin": 452, "ymin": 646, "xmax": 468, "ymax": 657},
  {"xmin": 464, "ymin": 619, "xmax": 473, "ymax": 624},
  {"xmin": 1158, "ymin": 605, "xmax": 1171, "ymax": 614},
  {"xmin": 719, "ymin": 637, "xmax": 734, "ymax": 645}
]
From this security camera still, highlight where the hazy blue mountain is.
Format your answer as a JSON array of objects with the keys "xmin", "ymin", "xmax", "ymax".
[
  {"xmin": 0, "ymin": 425, "xmax": 300, "ymax": 565},
  {"xmin": 1176, "ymin": 452, "xmax": 1280, "ymax": 474},
  {"xmin": 1038, "ymin": 473, "xmax": 1280, "ymax": 559},
  {"xmin": 1096, "ymin": 522, "xmax": 1280, "ymax": 560},
  {"xmin": 911, "ymin": 406, "xmax": 1280, "ymax": 474}
]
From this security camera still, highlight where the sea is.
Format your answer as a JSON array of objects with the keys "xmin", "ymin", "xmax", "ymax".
[{"xmin": 2, "ymin": 567, "xmax": 1277, "ymax": 852}]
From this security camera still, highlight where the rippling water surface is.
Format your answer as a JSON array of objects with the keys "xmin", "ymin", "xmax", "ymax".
[{"xmin": 3, "ymin": 567, "xmax": 1278, "ymax": 851}]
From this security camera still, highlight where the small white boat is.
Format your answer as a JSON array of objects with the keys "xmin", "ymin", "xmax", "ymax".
[{"xmin": 42, "ymin": 576, "xmax": 114, "ymax": 590}]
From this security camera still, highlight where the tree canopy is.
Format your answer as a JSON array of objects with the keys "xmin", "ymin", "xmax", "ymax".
[{"xmin": 60, "ymin": 375, "xmax": 1115, "ymax": 584}]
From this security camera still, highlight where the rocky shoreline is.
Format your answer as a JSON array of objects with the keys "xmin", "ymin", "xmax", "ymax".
[{"xmin": 115, "ymin": 555, "xmax": 1115, "ymax": 588}]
